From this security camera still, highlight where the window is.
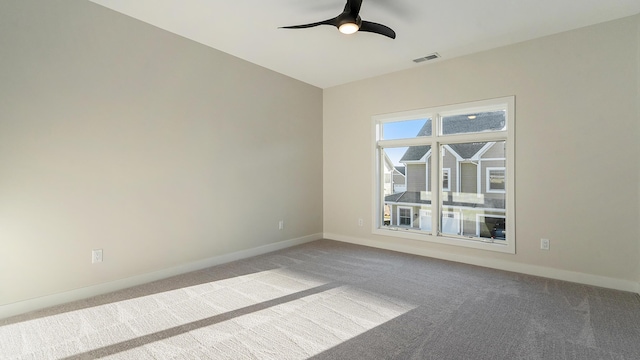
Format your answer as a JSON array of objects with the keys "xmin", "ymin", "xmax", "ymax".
[
  {"xmin": 442, "ymin": 168, "xmax": 451, "ymax": 191},
  {"xmin": 486, "ymin": 167, "xmax": 505, "ymax": 193},
  {"xmin": 398, "ymin": 207, "xmax": 413, "ymax": 227},
  {"xmin": 373, "ymin": 97, "xmax": 515, "ymax": 253}
]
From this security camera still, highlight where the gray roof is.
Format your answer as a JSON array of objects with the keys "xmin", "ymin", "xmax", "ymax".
[
  {"xmin": 400, "ymin": 145, "xmax": 431, "ymax": 162},
  {"xmin": 400, "ymin": 119, "xmax": 432, "ymax": 162},
  {"xmin": 394, "ymin": 166, "xmax": 406, "ymax": 176},
  {"xmin": 384, "ymin": 192, "xmax": 407, "ymax": 203},
  {"xmin": 448, "ymin": 143, "xmax": 487, "ymax": 159},
  {"xmin": 384, "ymin": 191, "xmax": 430, "ymax": 204},
  {"xmin": 442, "ymin": 111, "xmax": 505, "ymax": 135},
  {"xmin": 399, "ymin": 111, "xmax": 505, "ymax": 162}
]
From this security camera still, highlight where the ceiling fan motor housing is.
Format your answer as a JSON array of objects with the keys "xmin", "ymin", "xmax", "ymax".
[{"xmin": 338, "ymin": 14, "xmax": 362, "ymax": 29}]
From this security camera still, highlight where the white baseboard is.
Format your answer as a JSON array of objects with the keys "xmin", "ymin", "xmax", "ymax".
[
  {"xmin": 0, "ymin": 233, "xmax": 322, "ymax": 320},
  {"xmin": 325, "ymin": 232, "xmax": 640, "ymax": 294}
]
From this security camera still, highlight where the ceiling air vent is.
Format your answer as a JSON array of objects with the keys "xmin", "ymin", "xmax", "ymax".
[{"xmin": 413, "ymin": 53, "xmax": 440, "ymax": 63}]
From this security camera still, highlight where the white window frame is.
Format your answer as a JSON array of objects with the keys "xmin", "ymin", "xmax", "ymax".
[
  {"xmin": 486, "ymin": 167, "xmax": 506, "ymax": 193},
  {"xmin": 372, "ymin": 96, "xmax": 515, "ymax": 254},
  {"xmin": 442, "ymin": 168, "xmax": 451, "ymax": 192}
]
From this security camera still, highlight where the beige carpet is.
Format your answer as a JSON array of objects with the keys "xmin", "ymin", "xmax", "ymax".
[{"xmin": 1, "ymin": 239, "xmax": 639, "ymax": 359}]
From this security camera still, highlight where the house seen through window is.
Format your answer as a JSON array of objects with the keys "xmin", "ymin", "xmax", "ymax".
[{"xmin": 374, "ymin": 97, "xmax": 515, "ymax": 253}]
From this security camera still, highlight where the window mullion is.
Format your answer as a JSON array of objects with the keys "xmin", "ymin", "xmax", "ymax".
[
  {"xmin": 378, "ymin": 137, "xmax": 432, "ymax": 148},
  {"xmin": 432, "ymin": 116, "xmax": 441, "ymax": 234},
  {"xmin": 436, "ymin": 131, "xmax": 507, "ymax": 144},
  {"xmin": 432, "ymin": 142, "xmax": 440, "ymax": 234},
  {"xmin": 378, "ymin": 146, "xmax": 385, "ymax": 228}
]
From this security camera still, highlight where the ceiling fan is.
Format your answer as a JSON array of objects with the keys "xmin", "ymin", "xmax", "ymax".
[{"xmin": 280, "ymin": 0, "xmax": 396, "ymax": 39}]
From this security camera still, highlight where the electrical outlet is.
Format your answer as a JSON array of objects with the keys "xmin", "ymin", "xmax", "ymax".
[
  {"xmin": 278, "ymin": 220, "xmax": 284, "ymax": 230},
  {"xmin": 92, "ymin": 249, "xmax": 103, "ymax": 263},
  {"xmin": 358, "ymin": 218, "xmax": 363, "ymax": 227},
  {"xmin": 540, "ymin": 238, "xmax": 550, "ymax": 251}
]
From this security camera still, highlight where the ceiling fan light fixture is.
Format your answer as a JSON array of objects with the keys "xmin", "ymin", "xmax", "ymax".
[
  {"xmin": 339, "ymin": 22, "xmax": 359, "ymax": 34},
  {"xmin": 280, "ymin": 0, "xmax": 396, "ymax": 39}
]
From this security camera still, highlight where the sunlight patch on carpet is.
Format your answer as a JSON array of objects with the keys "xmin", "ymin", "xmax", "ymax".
[{"xmin": 0, "ymin": 268, "xmax": 329, "ymax": 359}]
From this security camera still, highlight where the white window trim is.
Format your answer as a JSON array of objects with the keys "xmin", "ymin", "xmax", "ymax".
[
  {"xmin": 442, "ymin": 168, "xmax": 451, "ymax": 192},
  {"xmin": 372, "ymin": 96, "xmax": 515, "ymax": 254},
  {"xmin": 486, "ymin": 167, "xmax": 506, "ymax": 193},
  {"xmin": 397, "ymin": 206, "xmax": 413, "ymax": 227}
]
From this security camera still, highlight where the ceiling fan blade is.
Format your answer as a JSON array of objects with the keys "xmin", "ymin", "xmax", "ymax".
[
  {"xmin": 280, "ymin": 17, "xmax": 339, "ymax": 29},
  {"xmin": 359, "ymin": 20, "xmax": 396, "ymax": 39}
]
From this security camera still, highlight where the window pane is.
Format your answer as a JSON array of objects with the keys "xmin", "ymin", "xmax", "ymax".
[
  {"xmin": 381, "ymin": 146, "xmax": 407, "ymax": 199},
  {"xmin": 382, "ymin": 146, "xmax": 431, "ymax": 232},
  {"xmin": 441, "ymin": 110, "xmax": 506, "ymax": 135},
  {"xmin": 382, "ymin": 118, "xmax": 430, "ymax": 140},
  {"xmin": 440, "ymin": 141, "xmax": 506, "ymax": 241}
]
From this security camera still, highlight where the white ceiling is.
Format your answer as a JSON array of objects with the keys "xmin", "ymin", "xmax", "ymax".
[{"xmin": 89, "ymin": 0, "xmax": 640, "ymax": 89}]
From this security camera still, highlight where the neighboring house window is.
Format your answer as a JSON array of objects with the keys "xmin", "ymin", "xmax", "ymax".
[
  {"xmin": 486, "ymin": 167, "xmax": 505, "ymax": 193},
  {"xmin": 374, "ymin": 96, "xmax": 515, "ymax": 254},
  {"xmin": 442, "ymin": 168, "xmax": 451, "ymax": 191},
  {"xmin": 398, "ymin": 207, "xmax": 413, "ymax": 227}
]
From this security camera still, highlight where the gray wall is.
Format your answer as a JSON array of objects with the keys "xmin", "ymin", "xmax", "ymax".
[
  {"xmin": 460, "ymin": 163, "xmax": 477, "ymax": 194},
  {"xmin": 0, "ymin": 0, "xmax": 323, "ymax": 306},
  {"xmin": 406, "ymin": 163, "xmax": 426, "ymax": 192},
  {"xmin": 324, "ymin": 14, "xmax": 640, "ymax": 289}
]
